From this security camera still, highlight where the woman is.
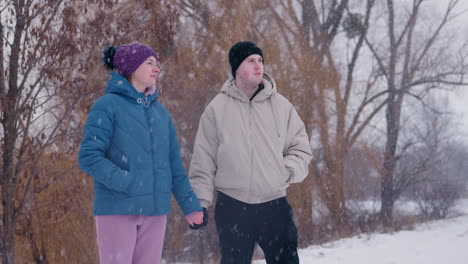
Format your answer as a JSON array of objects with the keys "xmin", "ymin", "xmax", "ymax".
[{"xmin": 78, "ymin": 42, "xmax": 204, "ymax": 264}]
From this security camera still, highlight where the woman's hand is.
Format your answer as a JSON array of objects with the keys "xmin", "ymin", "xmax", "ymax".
[
  {"xmin": 187, "ymin": 208, "xmax": 208, "ymax": 230},
  {"xmin": 186, "ymin": 210, "xmax": 204, "ymax": 226}
]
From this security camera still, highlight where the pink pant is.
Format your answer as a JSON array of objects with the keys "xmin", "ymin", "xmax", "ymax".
[{"xmin": 95, "ymin": 215, "xmax": 167, "ymax": 264}]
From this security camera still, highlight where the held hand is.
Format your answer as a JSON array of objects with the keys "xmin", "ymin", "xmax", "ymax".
[
  {"xmin": 186, "ymin": 210, "xmax": 204, "ymax": 226},
  {"xmin": 189, "ymin": 208, "xmax": 208, "ymax": 230}
]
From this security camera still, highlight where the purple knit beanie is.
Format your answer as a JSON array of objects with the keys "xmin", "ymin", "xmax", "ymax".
[{"xmin": 107, "ymin": 42, "xmax": 158, "ymax": 77}]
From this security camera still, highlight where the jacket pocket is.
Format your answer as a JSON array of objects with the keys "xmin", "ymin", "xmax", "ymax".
[
  {"xmin": 124, "ymin": 164, "xmax": 153, "ymax": 196},
  {"xmin": 270, "ymin": 136, "xmax": 290, "ymax": 188},
  {"xmin": 215, "ymin": 143, "xmax": 248, "ymax": 190},
  {"xmin": 265, "ymin": 151, "xmax": 290, "ymax": 190}
]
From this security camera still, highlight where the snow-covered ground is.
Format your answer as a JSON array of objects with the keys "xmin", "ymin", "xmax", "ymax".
[
  {"xmin": 253, "ymin": 199, "xmax": 468, "ymax": 264},
  {"xmin": 168, "ymin": 199, "xmax": 468, "ymax": 264}
]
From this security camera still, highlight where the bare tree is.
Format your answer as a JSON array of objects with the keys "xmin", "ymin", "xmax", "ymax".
[
  {"xmin": 399, "ymin": 99, "xmax": 467, "ymax": 218},
  {"xmin": 364, "ymin": 0, "xmax": 468, "ymax": 225},
  {"xmin": 415, "ymin": 141, "xmax": 468, "ymax": 218},
  {"xmin": 2, "ymin": 1, "xmax": 78, "ymax": 262},
  {"xmin": 0, "ymin": 0, "xmax": 181, "ymax": 264},
  {"xmin": 262, "ymin": 0, "xmax": 395, "ymax": 236}
]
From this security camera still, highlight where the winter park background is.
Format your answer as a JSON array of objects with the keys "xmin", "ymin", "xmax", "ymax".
[{"xmin": 2, "ymin": 0, "xmax": 468, "ymax": 263}]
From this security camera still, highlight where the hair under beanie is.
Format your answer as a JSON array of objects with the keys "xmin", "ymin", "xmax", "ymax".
[
  {"xmin": 228, "ymin": 41, "xmax": 264, "ymax": 79},
  {"xmin": 102, "ymin": 42, "xmax": 158, "ymax": 77}
]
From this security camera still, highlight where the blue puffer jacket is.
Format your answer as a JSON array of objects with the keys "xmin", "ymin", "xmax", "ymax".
[{"xmin": 78, "ymin": 72, "xmax": 202, "ymax": 216}]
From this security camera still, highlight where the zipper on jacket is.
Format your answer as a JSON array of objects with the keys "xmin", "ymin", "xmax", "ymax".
[
  {"xmin": 144, "ymin": 96, "xmax": 150, "ymax": 108},
  {"xmin": 144, "ymin": 95, "xmax": 156, "ymax": 209},
  {"xmin": 248, "ymin": 101, "xmax": 254, "ymax": 202}
]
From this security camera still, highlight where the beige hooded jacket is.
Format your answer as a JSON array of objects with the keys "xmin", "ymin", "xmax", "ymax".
[{"xmin": 189, "ymin": 73, "xmax": 312, "ymax": 207}]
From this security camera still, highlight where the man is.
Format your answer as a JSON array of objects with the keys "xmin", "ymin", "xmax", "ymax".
[{"xmin": 189, "ymin": 41, "xmax": 312, "ymax": 263}]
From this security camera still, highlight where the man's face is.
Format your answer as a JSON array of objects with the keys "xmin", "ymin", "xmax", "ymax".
[{"xmin": 236, "ymin": 54, "xmax": 263, "ymax": 85}]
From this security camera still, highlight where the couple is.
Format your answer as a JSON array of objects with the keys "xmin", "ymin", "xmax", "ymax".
[{"xmin": 78, "ymin": 41, "xmax": 312, "ymax": 264}]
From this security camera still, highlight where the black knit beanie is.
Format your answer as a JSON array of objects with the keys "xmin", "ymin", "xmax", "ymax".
[{"xmin": 228, "ymin": 41, "xmax": 264, "ymax": 79}]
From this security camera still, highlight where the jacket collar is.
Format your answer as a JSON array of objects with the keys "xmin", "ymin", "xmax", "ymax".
[
  {"xmin": 220, "ymin": 72, "xmax": 276, "ymax": 102},
  {"xmin": 105, "ymin": 72, "xmax": 159, "ymax": 105}
]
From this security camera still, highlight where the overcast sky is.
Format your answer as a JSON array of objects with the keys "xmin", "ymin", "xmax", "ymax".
[{"xmin": 432, "ymin": 0, "xmax": 468, "ymax": 141}]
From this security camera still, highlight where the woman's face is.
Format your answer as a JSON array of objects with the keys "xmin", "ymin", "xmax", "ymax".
[{"xmin": 131, "ymin": 56, "xmax": 160, "ymax": 93}]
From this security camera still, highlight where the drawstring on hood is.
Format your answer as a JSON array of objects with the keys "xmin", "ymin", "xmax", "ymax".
[{"xmin": 269, "ymin": 98, "xmax": 280, "ymax": 137}]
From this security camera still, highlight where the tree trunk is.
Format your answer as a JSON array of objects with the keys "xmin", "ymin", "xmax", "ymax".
[
  {"xmin": 319, "ymin": 168, "xmax": 347, "ymax": 230},
  {"xmin": 380, "ymin": 95, "xmax": 399, "ymax": 225},
  {"xmin": 1, "ymin": 178, "xmax": 17, "ymax": 264},
  {"xmin": 2, "ymin": 100, "xmax": 19, "ymax": 264},
  {"xmin": 25, "ymin": 212, "xmax": 48, "ymax": 264}
]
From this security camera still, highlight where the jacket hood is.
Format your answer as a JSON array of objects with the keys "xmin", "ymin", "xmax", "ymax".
[
  {"xmin": 105, "ymin": 72, "xmax": 159, "ymax": 104},
  {"xmin": 220, "ymin": 72, "xmax": 276, "ymax": 102}
]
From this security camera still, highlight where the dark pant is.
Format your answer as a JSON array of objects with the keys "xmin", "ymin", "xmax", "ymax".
[{"xmin": 214, "ymin": 192, "xmax": 299, "ymax": 264}]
